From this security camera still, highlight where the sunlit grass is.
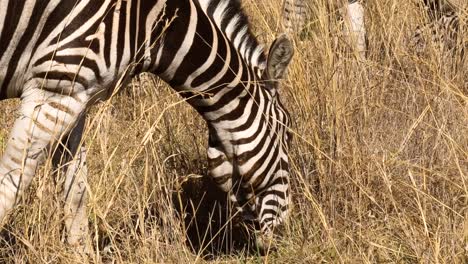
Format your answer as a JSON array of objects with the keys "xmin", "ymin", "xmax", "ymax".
[{"xmin": 0, "ymin": 0, "xmax": 466, "ymax": 263}]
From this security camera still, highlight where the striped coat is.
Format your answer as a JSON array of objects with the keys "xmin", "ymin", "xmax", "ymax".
[{"xmin": 0, "ymin": 0, "xmax": 294, "ymax": 251}]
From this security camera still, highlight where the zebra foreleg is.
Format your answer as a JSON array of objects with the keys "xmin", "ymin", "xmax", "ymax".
[
  {"xmin": 53, "ymin": 115, "xmax": 91, "ymax": 253},
  {"xmin": 344, "ymin": 0, "xmax": 367, "ymax": 60},
  {"xmin": 63, "ymin": 146, "xmax": 90, "ymax": 253},
  {"xmin": 0, "ymin": 88, "xmax": 87, "ymax": 231}
]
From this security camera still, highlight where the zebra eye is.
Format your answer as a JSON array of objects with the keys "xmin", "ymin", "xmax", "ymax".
[
  {"xmin": 286, "ymin": 130, "xmax": 293, "ymax": 143},
  {"xmin": 236, "ymin": 154, "xmax": 247, "ymax": 164}
]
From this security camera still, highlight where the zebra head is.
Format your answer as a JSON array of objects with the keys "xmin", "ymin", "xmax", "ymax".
[{"xmin": 206, "ymin": 35, "xmax": 294, "ymax": 236}]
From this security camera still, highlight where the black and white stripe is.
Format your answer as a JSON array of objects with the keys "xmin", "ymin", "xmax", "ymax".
[
  {"xmin": 0, "ymin": 0, "xmax": 294, "ymax": 249},
  {"xmin": 282, "ymin": 0, "xmax": 308, "ymax": 33},
  {"xmin": 409, "ymin": 2, "xmax": 464, "ymax": 55},
  {"xmin": 282, "ymin": 0, "xmax": 367, "ymax": 59}
]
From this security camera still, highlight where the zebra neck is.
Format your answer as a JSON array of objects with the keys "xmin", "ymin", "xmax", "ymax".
[{"xmin": 148, "ymin": 0, "xmax": 267, "ymax": 118}]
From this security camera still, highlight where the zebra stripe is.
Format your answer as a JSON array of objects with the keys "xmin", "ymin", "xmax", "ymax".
[
  {"xmin": 0, "ymin": 0, "xmax": 294, "ymax": 249},
  {"xmin": 282, "ymin": 0, "xmax": 308, "ymax": 34},
  {"xmin": 410, "ymin": 1, "xmax": 464, "ymax": 55},
  {"xmin": 282, "ymin": 0, "xmax": 367, "ymax": 59}
]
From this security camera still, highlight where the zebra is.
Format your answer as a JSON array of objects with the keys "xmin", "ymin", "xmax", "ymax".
[
  {"xmin": 409, "ymin": 0, "xmax": 465, "ymax": 55},
  {"xmin": 0, "ymin": 0, "xmax": 294, "ymax": 251},
  {"xmin": 282, "ymin": 0, "xmax": 367, "ymax": 60},
  {"xmin": 409, "ymin": 11, "xmax": 462, "ymax": 54},
  {"xmin": 282, "ymin": 0, "xmax": 308, "ymax": 34},
  {"xmin": 282, "ymin": 0, "xmax": 466, "ymax": 60}
]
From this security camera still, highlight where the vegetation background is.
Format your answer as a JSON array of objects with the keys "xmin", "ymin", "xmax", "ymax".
[{"xmin": 0, "ymin": 0, "xmax": 466, "ymax": 263}]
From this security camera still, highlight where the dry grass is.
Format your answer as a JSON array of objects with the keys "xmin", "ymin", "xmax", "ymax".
[{"xmin": 0, "ymin": 0, "xmax": 467, "ymax": 263}]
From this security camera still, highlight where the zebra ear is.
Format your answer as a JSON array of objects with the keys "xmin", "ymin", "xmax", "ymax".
[{"xmin": 266, "ymin": 34, "xmax": 294, "ymax": 83}]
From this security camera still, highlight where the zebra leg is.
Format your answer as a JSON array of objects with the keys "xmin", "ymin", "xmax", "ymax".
[
  {"xmin": 344, "ymin": 0, "xmax": 367, "ymax": 59},
  {"xmin": 53, "ymin": 115, "xmax": 90, "ymax": 252},
  {"xmin": 282, "ymin": 0, "xmax": 307, "ymax": 35},
  {"xmin": 207, "ymin": 129, "xmax": 234, "ymax": 194},
  {"xmin": 252, "ymin": 178, "xmax": 290, "ymax": 252},
  {"xmin": 0, "ymin": 88, "xmax": 86, "ymax": 226},
  {"xmin": 63, "ymin": 147, "xmax": 90, "ymax": 252},
  {"xmin": 207, "ymin": 138, "xmax": 258, "ymax": 229}
]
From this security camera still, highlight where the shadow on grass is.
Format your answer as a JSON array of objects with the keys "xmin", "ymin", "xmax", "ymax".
[
  {"xmin": 0, "ymin": 173, "xmax": 263, "ymax": 260},
  {"xmin": 173, "ymin": 175, "xmax": 262, "ymax": 258}
]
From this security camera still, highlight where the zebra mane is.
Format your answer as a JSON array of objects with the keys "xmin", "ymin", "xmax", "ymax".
[{"xmin": 197, "ymin": 0, "xmax": 267, "ymax": 69}]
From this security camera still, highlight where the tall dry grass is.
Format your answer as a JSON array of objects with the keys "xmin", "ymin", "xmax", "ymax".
[{"xmin": 0, "ymin": 0, "xmax": 466, "ymax": 263}]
